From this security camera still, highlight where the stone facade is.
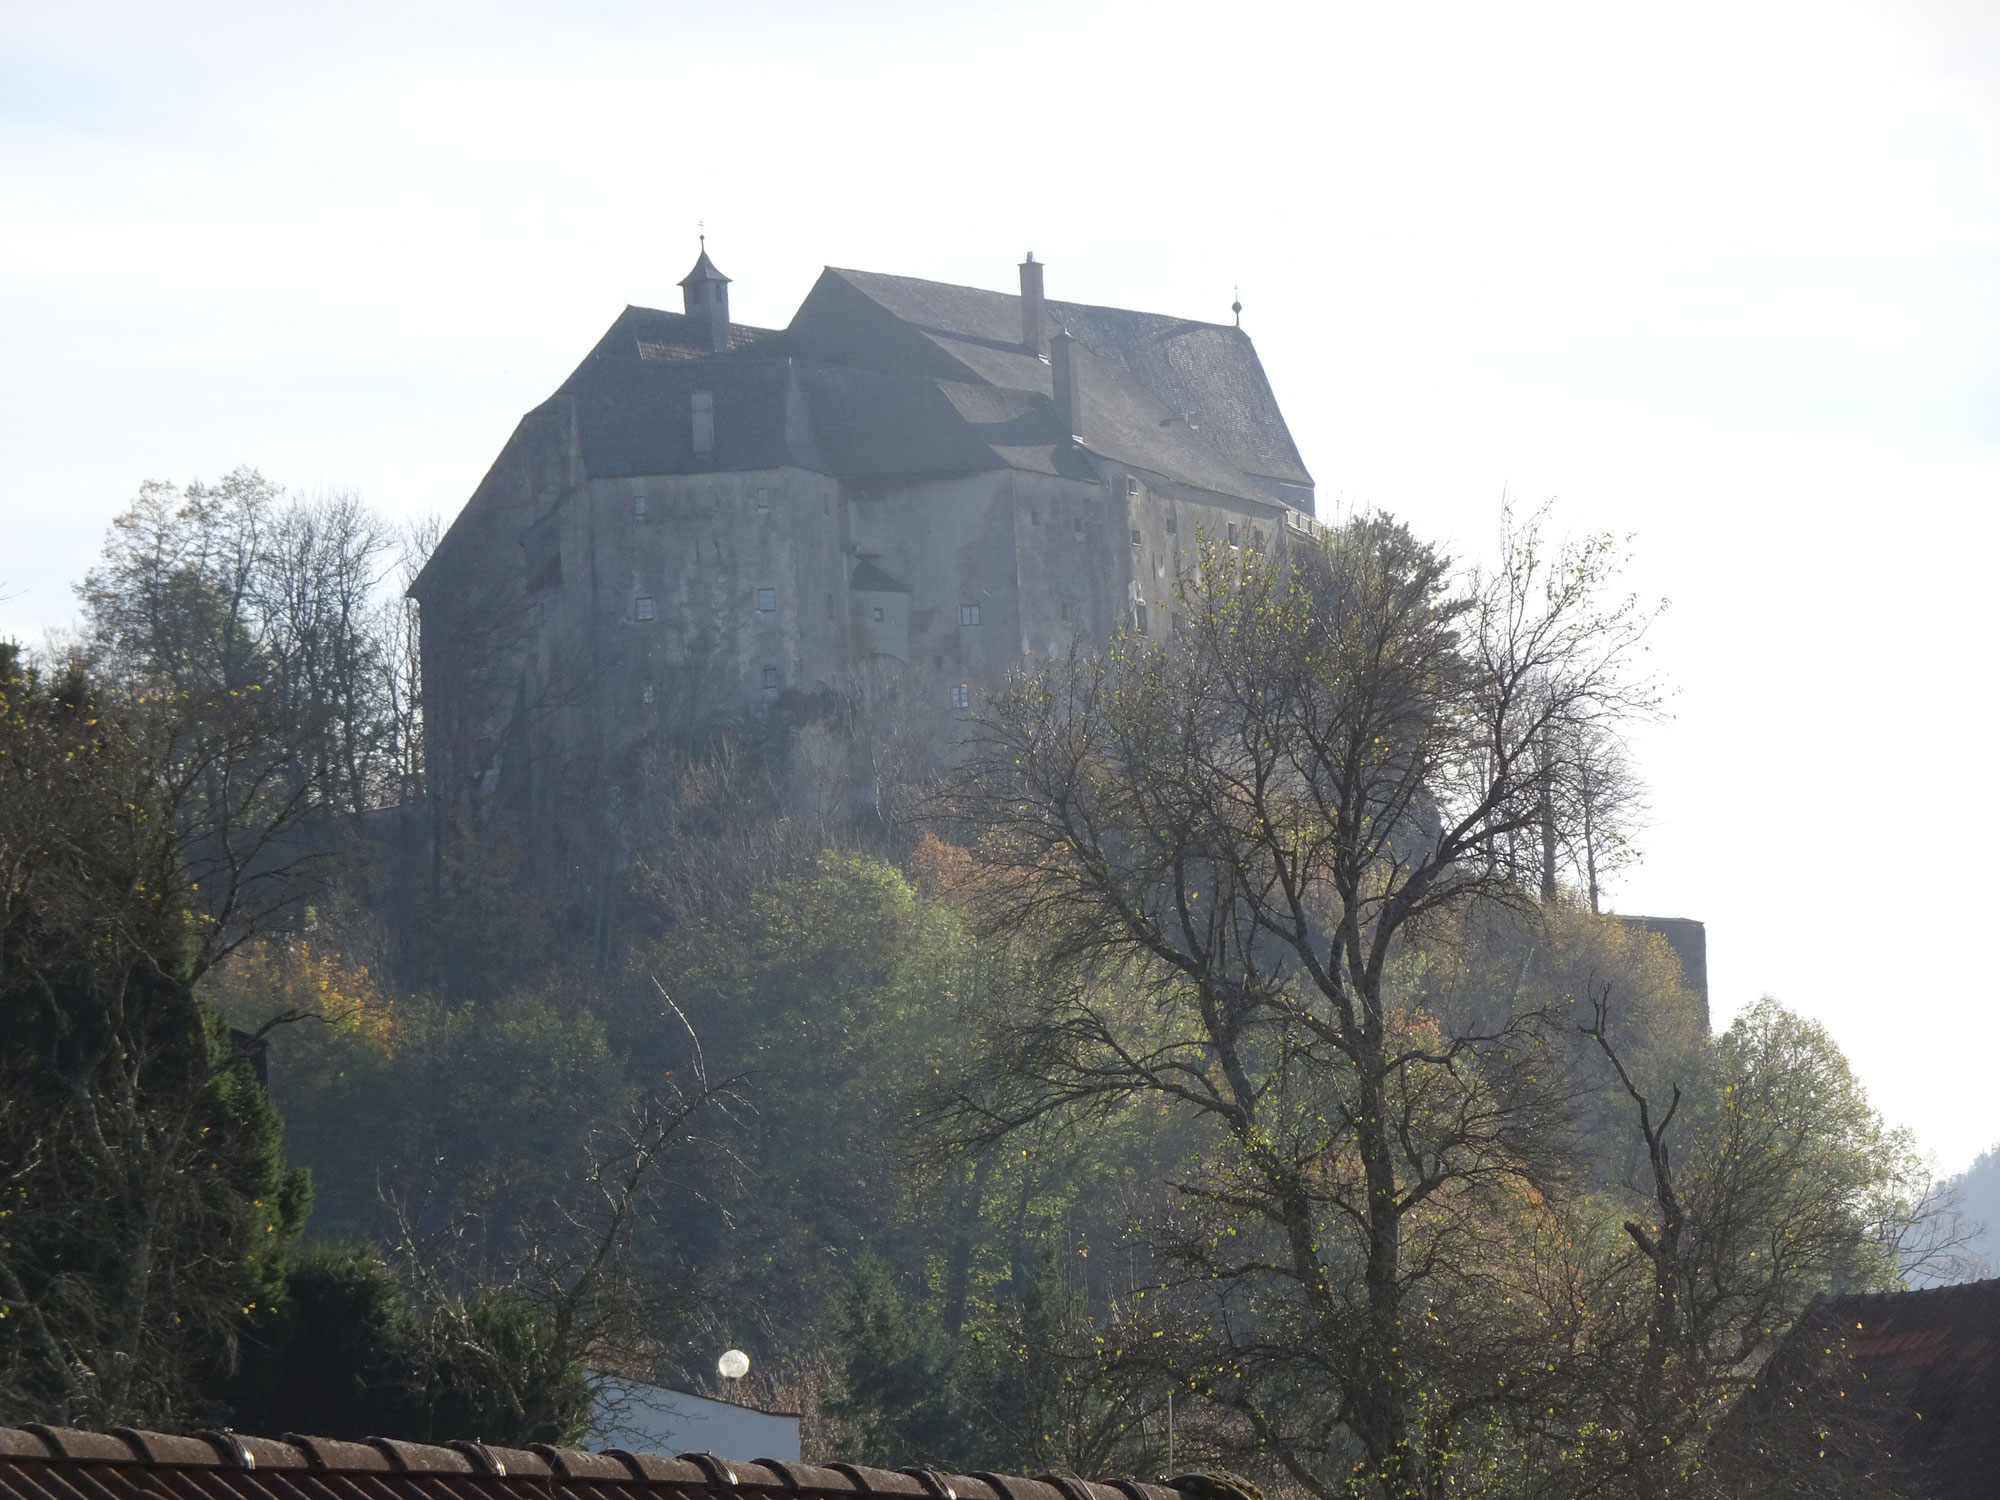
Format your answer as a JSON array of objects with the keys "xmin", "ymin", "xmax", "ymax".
[{"xmin": 410, "ymin": 250, "xmax": 1318, "ymax": 840}]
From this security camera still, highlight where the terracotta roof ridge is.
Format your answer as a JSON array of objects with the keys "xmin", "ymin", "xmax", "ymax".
[{"xmin": 0, "ymin": 1426, "xmax": 1181, "ymax": 1500}]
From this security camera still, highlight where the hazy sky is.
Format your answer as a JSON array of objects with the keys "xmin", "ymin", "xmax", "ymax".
[{"xmin": 4, "ymin": 2, "xmax": 1996, "ymax": 1168}]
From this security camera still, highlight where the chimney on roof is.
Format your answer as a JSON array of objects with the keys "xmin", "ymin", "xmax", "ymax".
[
  {"xmin": 1019, "ymin": 252, "xmax": 1046, "ymax": 357},
  {"xmin": 1051, "ymin": 327, "xmax": 1081, "ymax": 442},
  {"xmin": 679, "ymin": 238, "xmax": 732, "ymax": 354}
]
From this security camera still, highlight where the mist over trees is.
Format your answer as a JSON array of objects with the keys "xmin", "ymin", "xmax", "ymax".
[{"xmin": 1, "ymin": 473, "xmax": 1973, "ymax": 1498}]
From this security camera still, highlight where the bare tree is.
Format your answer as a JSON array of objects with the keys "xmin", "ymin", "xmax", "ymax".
[
  {"xmin": 385, "ymin": 988, "xmax": 745, "ymax": 1443},
  {"xmin": 1549, "ymin": 721, "xmax": 1649, "ymax": 912},
  {"xmin": 928, "ymin": 506, "xmax": 1659, "ymax": 1498}
]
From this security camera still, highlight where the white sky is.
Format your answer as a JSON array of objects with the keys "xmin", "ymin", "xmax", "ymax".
[{"xmin": 4, "ymin": 1, "xmax": 1996, "ymax": 1168}]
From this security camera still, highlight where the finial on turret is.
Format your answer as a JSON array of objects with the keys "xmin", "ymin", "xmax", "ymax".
[{"xmin": 1232, "ymin": 286, "xmax": 1242, "ymax": 327}]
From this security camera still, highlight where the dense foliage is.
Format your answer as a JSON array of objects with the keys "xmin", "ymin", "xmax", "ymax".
[{"xmin": 1, "ymin": 475, "xmax": 1971, "ymax": 1497}]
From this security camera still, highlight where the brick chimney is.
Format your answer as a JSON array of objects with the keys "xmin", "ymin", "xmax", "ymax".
[
  {"xmin": 1020, "ymin": 252, "xmax": 1046, "ymax": 357},
  {"xmin": 1051, "ymin": 327, "xmax": 1081, "ymax": 441}
]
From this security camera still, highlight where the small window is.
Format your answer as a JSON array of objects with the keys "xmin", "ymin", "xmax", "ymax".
[
  {"xmin": 1060, "ymin": 601, "xmax": 1070, "ymax": 622},
  {"xmin": 755, "ymin": 488, "xmax": 771, "ymax": 511},
  {"xmin": 960, "ymin": 604, "xmax": 981, "ymax": 627},
  {"xmin": 691, "ymin": 392, "xmax": 714, "ymax": 458},
  {"xmin": 641, "ymin": 678, "xmax": 655, "ymax": 704},
  {"xmin": 1030, "ymin": 509, "xmax": 1041, "ymax": 526},
  {"xmin": 1135, "ymin": 604, "xmax": 1149, "ymax": 635},
  {"xmin": 950, "ymin": 684, "xmax": 970, "ymax": 709},
  {"xmin": 1154, "ymin": 552, "xmax": 1166, "ymax": 578},
  {"xmin": 1171, "ymin": 613, "xmax": 1182, "ymax": 635},
  {"xmin": 633, "ymin": 494, "xmax": 648, "ymax": 518},
  {"xmin": 871, "ymin": 605, "xmax": 885, "ymax": 622},
  {"xmin": 757, "ymin": 588, "xmax": 777, "ymax": 612},
  {"xmin": 1227, "ymin": 522, "xmax": 1240, "ymax": 547},
  {"xmin": 1166, "ymin": 512, "xmax": 1177, "ymax": 535},
  {"xmin": 1130, "ymin": 528, "xmax": 1142, "ymax": 546},
  {"xmin": 763, "ymin": 667, "xmax": 780, "ymax": 690},
  {"xmin": 634, "ymin": 595, "xmax": 655, "ymax": 621},
  {"xmin": 1074, "ymin": 518, "xmax": 1084, "ymax": 535},
  {"xmin": 1127, "ymin": 476, "xmax": 1140, "ymax": 498}
]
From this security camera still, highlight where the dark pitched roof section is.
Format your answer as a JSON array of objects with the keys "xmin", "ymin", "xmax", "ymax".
[
  {"xmin": 0, "ymin": 1427, "xmax": 1177, "ymax": 1500},
  {"xmin": 814, "ymin": 269, "xmax": 1313, "ymax": 493},
  {"xmin": 554, "ymin": 266, "xmax": 1313, "ymax": 508},
  {"xmin": 1739, "ymin": 1278, "xmax": 2000, "ymax": 1497}
]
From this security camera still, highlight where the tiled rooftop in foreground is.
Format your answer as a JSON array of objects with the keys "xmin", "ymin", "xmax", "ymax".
[{"xmin": 0, "ymin": 1426, "xmax": 1179, "ymax": 1500}]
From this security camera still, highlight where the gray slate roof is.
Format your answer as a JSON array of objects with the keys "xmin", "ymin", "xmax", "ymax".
[{"xmin": 555, "ymin": 264, "xmax": 1314, "ymax": 507}]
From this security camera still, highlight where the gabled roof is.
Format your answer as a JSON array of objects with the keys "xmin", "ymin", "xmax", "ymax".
[
  {"xmin": 0, "ymin": 1425, "xmax": 1180, "ymax": 1500},
  {"xmin": 554, "ymin": 263, "xmax": 1314, "ymax": 508},
  {"xmin": 812, "ymin": 268, "xmax": 1312, "ymax": 491}
]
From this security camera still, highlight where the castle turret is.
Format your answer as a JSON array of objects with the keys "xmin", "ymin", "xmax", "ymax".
[{"xmin": 679, "ymin": 241, "xmax": 732, "ymax": 353}]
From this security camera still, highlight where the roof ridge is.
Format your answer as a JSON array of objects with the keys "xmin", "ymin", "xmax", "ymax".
[
  {"xmin": 825, "ymin": 268, "xmax": 1239, "ymax": 336},
  {"xmin": 0, "ymin": 1426, "xmax": 1179, "ymax": 1500}
]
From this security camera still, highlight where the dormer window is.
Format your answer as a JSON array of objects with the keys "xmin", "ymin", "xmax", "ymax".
[{"xmin": 691, "ymin": 392, "xmax": 714, "ymax": 459}]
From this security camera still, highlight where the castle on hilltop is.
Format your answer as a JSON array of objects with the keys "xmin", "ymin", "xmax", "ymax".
[{"xmin": 410, "ymin": 247, "xmax": 1317, "ymax": 832}]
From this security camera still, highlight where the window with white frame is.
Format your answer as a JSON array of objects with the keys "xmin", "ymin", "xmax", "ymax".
[
  {"xmin": 960, "ymin": 604, "xmax": 981, "ymax": 626},
  {"xmin": 950, "ymin": 683, "xmax": 970, "ymax": 709}
]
